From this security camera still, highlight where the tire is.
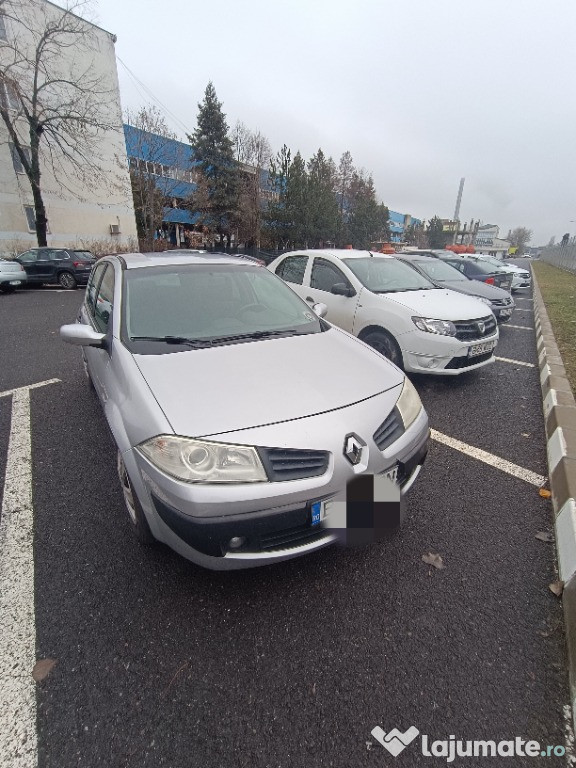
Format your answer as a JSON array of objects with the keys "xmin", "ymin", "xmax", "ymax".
[
  {"xmin": 58, "ymin": 271, "xmax": 77, "ymax": 289},
  {"xmin": 117, "ymin": 450, "xmax": 155, "ymax": 545},
  {"xmin": 362, "ymin": 329, "xmax": 404, "ymax": 369}
]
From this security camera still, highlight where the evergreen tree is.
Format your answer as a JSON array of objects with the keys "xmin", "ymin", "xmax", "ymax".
[
  {"xmin": 426, "ymin": 215, "xmax": 450, "ymax": 248},
  {"xmin": 264, "ymin": 144, "xmax": 293, "ymax": 247},
  {"xmin": 188, "ymin": 82, "xmax": 239, "ymax": 243},
  {"xmin": 344, "ymin": 172, "xmax": 390, "ymax": 248},
  {"xmin": 307, "ymin": 149, "xmax": 338, "ymax": 246}
]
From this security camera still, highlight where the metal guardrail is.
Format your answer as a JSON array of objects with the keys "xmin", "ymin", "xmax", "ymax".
[{"xmin": 539, "ymin": 242, "xmax": 576, "ymax": 275}]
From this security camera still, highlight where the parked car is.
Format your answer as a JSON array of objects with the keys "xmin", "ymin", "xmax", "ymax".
[
  {"xmin": 16, "ymin": 247, "xmax": 95, "ymax": 289},
  {"xmin": 428, "ymin": 253, "xmax": 514, "ymax": 292},
  {"xmin": 396, "ymin": 253, "xmax": 515, "ymax": 323},
  {"xmin": 60, "ymin": 251, "xmax": 429, "ymax": 570},
  {"xmin": 469, "ymin": 255, "xmax": 531, "ymax": 291},
  {"xmin": 0, "ymin": 258, "xmax": 28, "ymax": 293},
  {"xmin": 268, "ymin": 249, "xmax": 499, "ymax": 375}
]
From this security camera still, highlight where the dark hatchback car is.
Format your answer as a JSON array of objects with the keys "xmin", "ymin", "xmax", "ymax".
[
  {"xmin": 431, "ymin": 253, "xmax": 514, "ymax": 292},
  {"xmin": 16, "ymin": 247, "xmax": 95, "ymax": 289},
  {"xmin": 396, "ymin": 253, "xmax": 515, "ymax": 322}
]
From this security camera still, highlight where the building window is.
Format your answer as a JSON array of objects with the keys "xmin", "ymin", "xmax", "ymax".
[
  {"xmin": 0, "ymin": 14, "xmax": 7, "ymax": 41},
  {"xmin": 24, "ymin": 206, "xmax": 36, "ymax": 232},
  {"xmin": 10, "ymin": 143, "xmax": 31, "ymax": 174},
  {"xmin": 0, "ymin": 81, "xmax": 19, "ymax": 110}
]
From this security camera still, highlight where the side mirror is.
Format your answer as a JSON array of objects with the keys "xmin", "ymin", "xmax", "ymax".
[
  {"xmin": 331, "ymin": 282, "xmax": 355, "ymax": 297},
  {"xmin": 60, "ymin": 323, "xmax": 106, "ymax": 348},
  {"xmin": 312, "ymin": 302, "xmax": 328, "ymax": 318}
]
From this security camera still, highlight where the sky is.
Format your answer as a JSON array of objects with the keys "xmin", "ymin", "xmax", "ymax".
[{"xmin": 89, "ymin": 0, "xmax": 576, "ymax": 246}]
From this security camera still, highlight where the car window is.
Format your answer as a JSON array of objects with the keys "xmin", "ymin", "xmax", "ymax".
[
  {"xmin": 275, "ymin": 255, "xmax": 307, "ymax": 285},
  {"xmin": 123, "ymin": 264, "xmax": 321, "ymax": 348},
  {"xmin": 94, "ymin": 264, "xmax": 115, "ymax": 333},
  {"xmin": 310, "ymin": 259, "xmax": 352, "ymax": 292},
  {"xmin": 411, "ymin": 259, "xmax": 467, "ymax": 282},
  {"xmin": 343, "ymin": 257, "xmax": 433, "ymax": 293},
  {"xmin": 18, "ymin": 251, "xmax": 37, "ymax": 263},
  {"xmin": 48, "ymin": 250, "xmax": 68, "ymax": 261},
  {"xmin": 73, "ymin": 250, "xmax": 93, "ymax": 261},
  {"xmin": 36, "ymin": 250, "xmax": 50, "ymax": 261},
  {"xmin": 85, "ymin": 262, "xmax": 108, "ymax": 319}
]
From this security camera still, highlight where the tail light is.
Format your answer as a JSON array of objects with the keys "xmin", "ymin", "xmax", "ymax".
[
  {"xmin": 484, "ymin": 277, "xmax": 495, "ymax": 285},
  {"xmin": 73, "ymin": 261, "xmax": 88, "ymax": 268}
]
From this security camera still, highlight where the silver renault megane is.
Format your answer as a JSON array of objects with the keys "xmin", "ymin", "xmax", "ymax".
[{"xmin": 61, "ymin": 251, "xmax": 429, "ymax": 569}]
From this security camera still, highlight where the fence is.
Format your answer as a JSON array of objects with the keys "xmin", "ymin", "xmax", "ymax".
[{"xmin": 539, "ymin": 240, "xmax": 576, "ymax": 275}]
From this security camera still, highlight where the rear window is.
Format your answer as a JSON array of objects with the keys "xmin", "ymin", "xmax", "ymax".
[{"xmin": 73, "ymin": 250, "xmax": 94, "ymax": 260}]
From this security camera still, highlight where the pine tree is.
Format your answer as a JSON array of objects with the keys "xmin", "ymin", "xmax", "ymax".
[{"xmin": 188, "ymin": 82, "xmax": 239, "ymax": 243}]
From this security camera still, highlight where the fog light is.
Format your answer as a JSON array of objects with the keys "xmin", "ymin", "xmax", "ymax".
[{"xmin": 228, "ymin": 536, "xmax": 246, "ymax": 550}]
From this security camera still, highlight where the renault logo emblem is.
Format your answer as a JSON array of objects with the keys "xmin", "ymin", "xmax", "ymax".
[
  {"xmin": 477, "ymin": 321, "xmax": 485, "ymax": 334},
  {"xmin": 344, "ymin": 433, "xmax": 365, "ymax": 466}
]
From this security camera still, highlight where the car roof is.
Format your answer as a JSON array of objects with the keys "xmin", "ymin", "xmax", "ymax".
[
  {"xmin": 284, "ymin": 248, "xmax": 394, "ymax": 260},
  {"xmin": 395, "ymin": 252, "xmax": 435, "ymax": 261},
  {"xmin": 108, "ymin": 250, "xmax": 262, "ymax": 270}
]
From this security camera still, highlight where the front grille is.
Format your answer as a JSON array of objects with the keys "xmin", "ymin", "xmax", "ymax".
[
  {"xmin": 445, "ymin": 351, "xmax": 494, "ymax": 369},
  {"xmin": 373, "ymin": 406, "xmax": 405, "ymax": 450},
  {"xmin": 259, "ymin": 522, "xmax": 330, "ymax": 551},
  {"xmin": 491, "ymin": 298, "xmax": 513, "ymax": 307},
  {"xmin": 258, "ymin": 447, "xmax": 329, "ymax": 481},
  {"xmin": 453, "ymin": 315, "xmax": 497, "ymax": 341}
]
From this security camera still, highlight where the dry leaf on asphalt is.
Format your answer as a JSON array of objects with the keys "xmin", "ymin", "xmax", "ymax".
[
  {"xmin": 539, "ymin": 488, "xmax": 552, "ymax": 499},
  {"xmin": 535, "ymin": 531, "xmax": 554, "ymax": 543},
  {"xmin": 32, "ymin": 658, "xmax": 57, "ymax": 682},
  {"xmin": 549, "ymin": 581, "xmax": 564, "ymax": 597},
  {"xmin": 422, "ymin": 552, "xmax": 445, "ymax": 569}
]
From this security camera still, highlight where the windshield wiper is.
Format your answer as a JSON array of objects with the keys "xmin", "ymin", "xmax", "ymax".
[
  {"xmin": 130, "ymin": 335, "xmax": 213, "ymax": 348},
  {"xmin": 208, "ymin": 329, "xmax": 299, "ymax": 344}
]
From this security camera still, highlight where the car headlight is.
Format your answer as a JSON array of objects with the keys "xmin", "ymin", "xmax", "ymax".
[
  {"xmin": 396, "ymin": 377, "xmax": 423, "ymax": 429},
  {"xmin": 137, "ymin": 435, "xmax": 268, "ymax": 483},
  {"xmin": 412, "ymin": 316, "xmax": 457, "ymax": 336}
]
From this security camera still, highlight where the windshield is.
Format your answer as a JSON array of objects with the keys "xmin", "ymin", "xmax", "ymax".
[
  {"xmin": 475, "ymin": 257, "xmax": 508, "ymax": 271},
  {"xmin": 409, "ymin": 259, "xmax": 468, "ymax": 282},
  {"xmin": 343, "ymin": 257, "xmax": 433, "ymax": 293},
  {"xmin": 122, "ymin": 264, "xmax": 322, "ymax": 349}
]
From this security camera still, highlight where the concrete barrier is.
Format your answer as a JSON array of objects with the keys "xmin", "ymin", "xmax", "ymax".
[{"xmin": 533, "ymin": 274, "xmax": 576, "ymax": 731}]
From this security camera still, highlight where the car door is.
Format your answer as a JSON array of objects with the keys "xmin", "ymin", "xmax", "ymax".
[
  {"xmin": 305, "ymin": 257, "xmax": 359, "ymax": 333},
  {"xmin": 272, "ymin": 254, "xmax": 309, "ymax": 300},
  {"xmin": 81, "ymin": 261, "xmax": 111, "ymax": 399},
  {"xmin": 34, "ymin": 248, "xmax": 56, "ymax": 283},
  {"xmin": 16, "ymin": 250, "xmax": 40, "ymax": 282}
]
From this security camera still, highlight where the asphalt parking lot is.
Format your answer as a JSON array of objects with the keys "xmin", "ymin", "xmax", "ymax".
[{"xmin": 0, "ymin": 283, "xmax": 574, "ymax": 768}]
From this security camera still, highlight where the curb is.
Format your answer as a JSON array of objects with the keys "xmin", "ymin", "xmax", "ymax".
[{"xmin": 532, "ymin": 273, "xmax": 576, "ymax": 732}]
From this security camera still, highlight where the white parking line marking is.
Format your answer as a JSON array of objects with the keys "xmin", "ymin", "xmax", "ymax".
[
  {"xmin": 514, "ymin": 297, "xmax": 534, "ymax": 301},
  {"xmin": 495, "ymin": 356, "xmax": 536, "ymax": 368},
  {"xmin": 503, "ymin": 324, "xmax": 534, "ymax": 331},
  {"xmin": 0, "ymin": 379, "xmax": 60, "ymax": 768},
  {"xmin": 431, "ymin": 430, "xmax": 546, "ymax": 487},
  {"xmin": 0, "ymin": 379, "xmax": 61, "ymax": 400},
  {"xmin": 0, "ymin": 389, "xmax": 37, "ymax": 768}
]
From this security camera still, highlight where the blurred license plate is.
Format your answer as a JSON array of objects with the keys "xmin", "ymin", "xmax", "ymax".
[
  {"xmin": 9, "ymin": 280, "xmax": 21, "ymax": 286},
  {"xmin": 468, "ymin": 340, "xmax": 496, "ymax": 357},
  {"xmin": 500, "ymin": 309, "xmax": 512, "ymax": 318},
  {"xmin": 501, "ymin": 281, "xmax": 511, "ymax": 290}
]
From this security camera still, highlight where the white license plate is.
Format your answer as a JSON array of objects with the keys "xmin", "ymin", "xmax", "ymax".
[
  {"xmin": 499, "ymin": 309, "xmax": 512, "ymax": 318},
  {"xmin": 468, "ymin": 340, "xmax": 496, "ymax": 357},
  {"xmin": 9, "ymin": 280, "xmax": 22, "ymax": 286}
]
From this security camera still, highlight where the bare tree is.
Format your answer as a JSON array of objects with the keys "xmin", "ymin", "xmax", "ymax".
[
  {"xmin": 0, "ymin": 0, "xmax": 125, "ymax": 246},
  {"xmin": 508, "ymin": 226, "xmax": 532, "ymax": 254},
  {"xmin": 232, "ymin": 120, "xmax": 271, "ymax": 247}
]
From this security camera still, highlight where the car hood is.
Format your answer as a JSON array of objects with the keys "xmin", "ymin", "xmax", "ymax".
[
  {"xmin": 383, "ymin": 288, "xmax": 491, "ymax": 319},
  {"xmin": 133, "ymin": 329, "xmax": 404, "ymax": 438},
  {"xmin": 433, "ymin": 279, "xmax": 511, "ymax": 300}
]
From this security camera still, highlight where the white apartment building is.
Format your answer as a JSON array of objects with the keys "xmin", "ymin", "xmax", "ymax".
[{"xmin": 0, "ymin": 0, "xmax": 137, "ymax": 256}]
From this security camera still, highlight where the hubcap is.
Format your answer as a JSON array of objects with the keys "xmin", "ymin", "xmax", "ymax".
[{"xmin": 117, "ymin": 453, "xmax": 137, "ymax": 524}]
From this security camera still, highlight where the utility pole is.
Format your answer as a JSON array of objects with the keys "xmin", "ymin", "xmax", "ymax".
[{"xmin": 453, "ymin": 177, "xmax": 465, "ymax": 243}]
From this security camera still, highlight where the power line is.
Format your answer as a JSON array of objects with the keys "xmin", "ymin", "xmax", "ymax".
[{"xmin": 116, "ymin": 55, "xmax": 193, "ymax": 138}]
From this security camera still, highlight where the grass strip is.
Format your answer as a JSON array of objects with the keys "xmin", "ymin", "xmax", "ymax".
[{"xmin": 532, "ymin": 261, "xmax": 576, "ymax": 395}]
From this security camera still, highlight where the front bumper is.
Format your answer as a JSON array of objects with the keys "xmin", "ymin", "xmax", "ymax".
[
  {"xmin": 402, "ymin": 328, "xmax": 499, "ymax": 376},
  {"xmin": 125, "ymin": 398, "xmax": 430, "ymax": 570}
]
